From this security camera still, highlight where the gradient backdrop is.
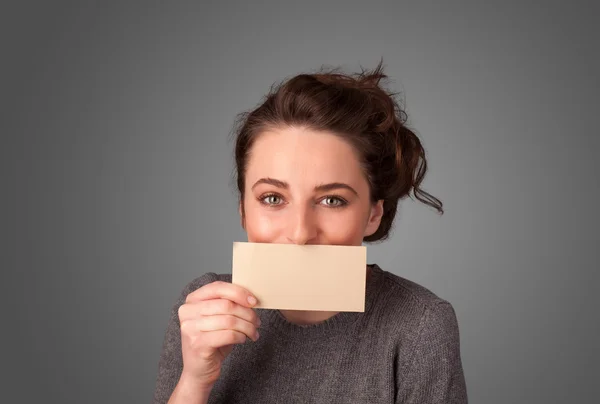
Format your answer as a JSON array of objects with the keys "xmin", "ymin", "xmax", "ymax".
[{"xmin": 3, "ymin": 1, "xmax": 598, "ymax": 403}]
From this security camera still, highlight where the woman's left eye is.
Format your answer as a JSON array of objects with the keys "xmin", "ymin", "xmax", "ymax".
[{"xmin": 320, "ymin": 196, "xmax": 346, "ymax": 207}]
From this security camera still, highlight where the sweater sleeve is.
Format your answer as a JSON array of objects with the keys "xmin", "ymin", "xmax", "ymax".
[
  {"xmin": 396, "ymin": 301, "xmax": 468, "ymax": 404},
  {"xmin": 152, "ymin": 272, "xmax": 221, "ymax": 404}
]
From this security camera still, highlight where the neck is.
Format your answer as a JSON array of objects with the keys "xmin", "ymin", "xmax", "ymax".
[{"xmin": 279, "ymin": 265, "xmax": 372, "ymax": 326}]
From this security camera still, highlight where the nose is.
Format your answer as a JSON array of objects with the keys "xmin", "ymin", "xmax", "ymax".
[{"xmin": 286, "ymin": 204, "xmax": 317, "ymax": 245}]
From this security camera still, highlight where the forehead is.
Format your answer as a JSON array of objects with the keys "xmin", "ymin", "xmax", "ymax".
[{"xmin": 245, "ymin": 127, "xmax": 366, "ymax": 187}]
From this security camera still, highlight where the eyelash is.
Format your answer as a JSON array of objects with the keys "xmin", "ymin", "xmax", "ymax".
[{"xmin": 258, "ymin": 193, "xmax": 348, "ymax": 208}]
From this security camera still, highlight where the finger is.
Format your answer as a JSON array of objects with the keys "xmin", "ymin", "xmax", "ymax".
[
  {"xmin": 202, "ymin": 329, "xmax": 248, "ymax": 348},
  {"xmin": 186, "ymin": 281, "xmax": 258, "ymax": 308},
  {"xmin": 190, "ymin": 315, "xmax": 259, "ymax": 342},
  {"xmin": 179, "ymin": 299, "xmax": 261, "ymax": 327}
]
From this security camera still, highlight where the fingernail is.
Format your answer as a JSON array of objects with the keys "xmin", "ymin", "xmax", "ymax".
[
  {"xmin": 254, "ymin": 331, "xmax": 260, "ymax": 340},
  {"xmin": 257, "ymin": 317, "xmax": 262, "ymax": 327},
  {"xmin": 247, "ymin": 296, "xmax": 257, "ymax": 306}
]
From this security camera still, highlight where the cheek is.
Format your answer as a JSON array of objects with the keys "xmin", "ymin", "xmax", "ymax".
[
  {"xmin": 243, "ymin": 203, "xmax": 284, "ymax": 242},
  {"xmin": 318, "ymin": 208, "xmax": 368, "ymax": 245}
]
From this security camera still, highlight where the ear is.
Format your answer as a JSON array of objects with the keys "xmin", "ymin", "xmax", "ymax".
[
  {"xmin": 238, "ymin": 200, "xmax": 246, "ymax": 229},
  {"xmin": 364, "ymin": 200, "xmax": 384, "ymax": 237}
]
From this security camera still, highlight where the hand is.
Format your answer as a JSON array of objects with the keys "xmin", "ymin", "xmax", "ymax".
[{"xmin": 177, "ymin": 280, "xmax": 261, "ymax": 388}]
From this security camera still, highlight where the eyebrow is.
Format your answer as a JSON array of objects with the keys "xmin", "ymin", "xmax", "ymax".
[
  {"xmin": 251, "ymin": 177, "xmax": 289, "ymax": 190},
  {"xmin": 251, "ymin": 177, "xmax": 358, "ymax": 196},
  {"xmin": 315, "ymin": 182, "xmax": 358, "ymax": 196}
]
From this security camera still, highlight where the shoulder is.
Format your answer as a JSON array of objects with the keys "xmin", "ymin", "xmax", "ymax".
[
  {"xmin": 374, "ymin": 267, "xmax": 468, "ymax": 400},
  {"xmin": 374, "ymin": 264, "xmax": 452, "ymax": 311},
  {"xmin": 371, "ymin": 265, "xmax": 461, "ymax": 338}
]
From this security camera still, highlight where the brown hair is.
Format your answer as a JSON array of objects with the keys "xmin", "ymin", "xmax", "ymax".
[{"xmin": 232, "ymin": 61, "xmax": 443, "ymax": 242}]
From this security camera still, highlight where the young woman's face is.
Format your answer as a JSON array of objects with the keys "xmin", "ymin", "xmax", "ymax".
[{"xmin": 241, "ymin": 126, "xmax": 383, "ymax": 246}]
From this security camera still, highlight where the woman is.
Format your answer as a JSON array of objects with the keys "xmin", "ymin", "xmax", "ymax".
[{"xmin": 153, "ymin": 63, "xmax": 468, "ymax": 403}]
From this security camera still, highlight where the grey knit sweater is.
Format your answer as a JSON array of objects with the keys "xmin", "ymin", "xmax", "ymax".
[{"xmin": 153, "ymin": 264, "xmax": 467, "ymax": 403}]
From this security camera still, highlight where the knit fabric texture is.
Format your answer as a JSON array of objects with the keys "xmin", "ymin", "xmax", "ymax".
[{"xmin": 153, "ymin": 264, "xmax": 468, "ymax": 403}]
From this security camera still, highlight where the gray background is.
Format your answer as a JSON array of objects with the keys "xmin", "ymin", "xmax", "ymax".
[{"xmin": 3, "ymin": 1, "xmax": 598, "ymax": 403}]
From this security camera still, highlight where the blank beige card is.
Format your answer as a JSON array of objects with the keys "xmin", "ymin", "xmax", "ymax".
[{"xmin": 231, "ymin": 242, "xmax": 367, "ymax": 312}]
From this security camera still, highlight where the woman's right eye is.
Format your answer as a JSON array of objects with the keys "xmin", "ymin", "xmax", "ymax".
[{"xmin": 261, "ymin": 194, "xmax": 282, "ymax": 205}]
